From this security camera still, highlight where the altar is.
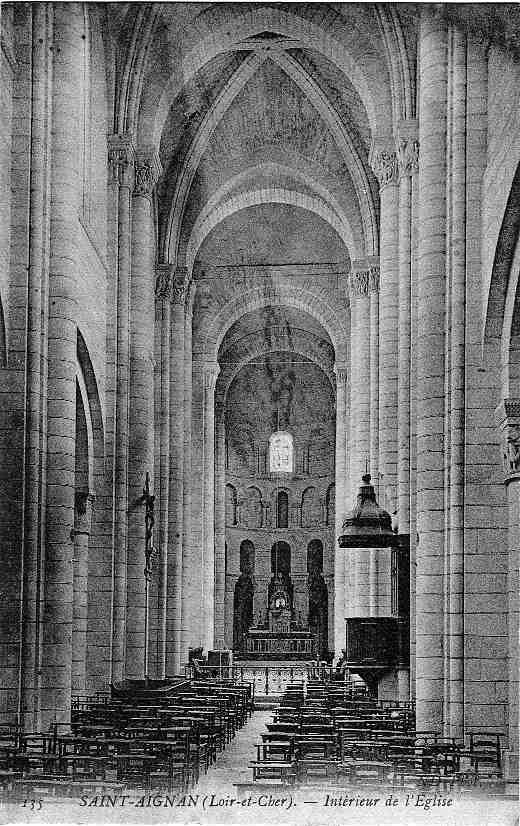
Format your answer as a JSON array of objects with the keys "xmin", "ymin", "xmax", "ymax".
[{"xmin": 235, "ymin": 572, "xmax": 317, "ymax": 660}]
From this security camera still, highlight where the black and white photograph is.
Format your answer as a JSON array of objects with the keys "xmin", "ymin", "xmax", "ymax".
[{"xmin": 0, "ymin": 2, "xmax": 518, "ymax": 824}]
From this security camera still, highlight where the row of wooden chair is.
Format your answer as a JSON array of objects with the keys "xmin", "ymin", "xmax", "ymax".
[
  {"xmin": 0, "ymin": 679, "xmax": 253, "ymax": 801},
  {"xmin": 248, "ymin": 680, "xmax": 505, "ymax": 794}
]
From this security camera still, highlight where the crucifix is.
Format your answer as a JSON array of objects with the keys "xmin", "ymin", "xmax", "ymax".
[{"xmin": 141, "ymin": 472, "xmax": 156, "ymax": 682}]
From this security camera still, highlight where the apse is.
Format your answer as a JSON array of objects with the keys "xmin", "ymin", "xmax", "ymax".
[{"xmin": 216, "ymin": 302, "xmax": 336, "ymax": 660}]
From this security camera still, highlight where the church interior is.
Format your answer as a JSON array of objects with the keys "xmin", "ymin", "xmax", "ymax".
[{"xmin": 0, "ymin": 0, "xmax": 519, "ymax": 803}]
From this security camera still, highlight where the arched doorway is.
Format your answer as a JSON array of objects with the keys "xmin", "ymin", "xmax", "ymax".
[
  {"xmin": 307, "ymin": 539, "xmax": 329, "ymax": 660},
  {"xmin": 233, "ymin": 540, "xmax": 255, "ymax": 651}
]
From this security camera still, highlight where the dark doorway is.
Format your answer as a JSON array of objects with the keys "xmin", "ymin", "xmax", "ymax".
[
  {"xmin": 233, "ymin": 540, "xmax": 255, "ymax": 651},
  {"xmin": 307, "ymin": 539, "xmax": 328, "ymax": 659}
]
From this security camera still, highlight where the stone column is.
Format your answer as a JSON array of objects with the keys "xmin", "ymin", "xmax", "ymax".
[
  {"xmin": 202, "ymin": 363, "xmax": 219, "ymax": 653},
  {"xmin": 397, "ymin": 125, "xmax": 418, "ymax": 703},
  {"xmin": 72, "ymin": 493, "xmax": 94, "ymax": 694},
  {"xmin": 446, "ymin": 28, "xmax": 467, "ymax": 739},
  {"xmin": 369, "ymin": 267, "xmax": 380, "ymax": 619},
  {"xmin": 154, "ymin": 265, "xmax": 172, "ymax": 678},
  {"xmin": 369, "ymin": 267, "xmax": 380, "ymax": 495},
  {"xmin": 107, "ymin": 133, "xmax": 134, "ymax": 683},
  {"xmin": 167, "ymin": 270, "xmax": 187, "ymax": 675},
  {"xmin": 495, "ymin": 402, "xmax": 519, "ymax": 792},
  {"xmin": 214, "ymin": 400, "xmax": 226, "ymax": 647},
  {"xmin": 20, "ymin": 3, "xmax": 52, "ymax": 731},
  {"xmin": 415, "ymin": 8, "xmax": 448, "ymax": 731},
  {"xmin": 409, "ymin": 147, "xmax": 420, "ymax": 700},
  {"xmin": 349, "ymin": 266, "xmax": 371, "ymax": 486},
  {"xmin": 40, "ymin": 3, "xmax": 83, "ymax": 727},
  {"xmin": 371, "ymin": 147, "xmax": 399, "ymax": 514},
  {"xmin": 180, "ymin": 283, "xmax": 195, "ymax": 666},
  {"xmin": 125, "ymin": 147, "xmax": 162, "ymax": 679},
  {"xmin": 397, "ymin": 125, "xmax": 418, "ymax": 536},
  {"xmin": 334, "ymin": 365, "xmax": 348, "ymax": 659},
  {"xmin": 348, "ymin": 267, "xmax": 373, "ymax": 622}
]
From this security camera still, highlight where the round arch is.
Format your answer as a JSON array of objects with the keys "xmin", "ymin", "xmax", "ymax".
[
  {"xmin": 186, "ymin": 189, "xmax": 356, "ymax": 274},
  {"xmin": 178, "ymin": 157, "xmax": 363, "ymax": 266},
  {"xmin": 216, "ymin": 344, "xmax": 335, "ymax": 408},
  {"xmin": 203, "ymin": 284, "xmax": 349, "ymax": 365}
]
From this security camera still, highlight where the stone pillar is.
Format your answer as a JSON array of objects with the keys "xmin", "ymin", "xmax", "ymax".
[
  {"xmin": 167, "ymin": 270, "xmax": 187, "ymax": 675},
  {"xmin": 349, "ymin": 266, "xmax": 371, "ymax": 486},
  {"xmin": 125, "ymin": 148, "xmax": 161, "ymax": 679},
  {"xmin": 72, "ymin": 493, "xmax": 94, "ymax": 694},
  {"xmin": 107, "ymin": 133, "xmax": 134, "ymax": 684},
  {"xmin": 154, "ymin": 264, "xmax": 172, "ymax": 678},
  {"xmin": 40, "ymin": 3, "xmax": 83, "ymax": 727},
  {"xmin": 20, "ymin": 3, "xmax": 52, "ymax": 731},
  {"xmin": 348, "ymin": 266, "xmax": 373, "ymax": 622},
  {"xmin": 369, "ymin": 268, "xmax": 380, "ymax": 497},
  {"xmin": 334, "ymin": 365, "xmax": 348, "ymax": 659},
  {"xmin": 397, "ymin": 124, "xmax": 418, "ymax": 703},
  {"xmin": 180, "ymin": 283, "xmax": 195, "ymax": 666},
  {"xmin": 397, "ymin": 124, "xmax": 418, "ymax": 536},
  {"xmin": 371, "ymin": 147, "xmax": 399, "ymax": 513},
  {"xmin": 415, "ymin": 8, "xmax": 448, "ymax": 731},
  {"xmin": 202, "ymin": 363, "xmax": 219, "ymax": 653},
  {"xmin": 409, "ymin": 148, "xmax": 420, "ymax": 700},
  {"xmin": 369, "ymin": 267, "xmax": 380, "ymax": 619},
  {"xmin": 495, "ymin": 402, "xmax": 520, "ymax": 792},
  {"xmin": 214, "ymin": 400, "xmax": 226, "ymax": 647},
  {"xmin": 446, "ymin": 28, "xmax": 467, "ymax": 739}
]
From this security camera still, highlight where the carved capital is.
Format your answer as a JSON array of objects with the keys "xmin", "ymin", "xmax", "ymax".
[
  {"xmin": 203, "ymin": 364, "xmax": 220, "ymax": 393},
  {"xmin": 334, "ymin": 364, "xmax": 349, "ymax": 386},
  {"xmin": 349, "ymin": 269, "xmax": 369, "ymax": 297},
  {"xmin": 397, "ymin": 137, "xmax": 419, "ymax": 178},
  {"xmin": 368, "ymin": 266, "xmax": 380, "ymax": 292},
  {"xmin": 370, "ymin": 150, "xmax": 399, "ymax": 190},
  {"xmin": 173, "ymin": 267, "xmax": 188, "ymax": 306},
  {"xmin": 108, "ymin": 134, "xmax": 135, "ymax": 188},
  {"xmin": 155, "ymin": 264, "xmax": 174, "ymax": 300},
  {"xmin": 184, "ymin": 279, "xmax": 197, "ymax": 319},
  {"xmin": 73, "ymin": 491, "xmax": 95, "ymax": 534},
  {"xmin": 495, "ymin": 399, "xmax": 520, "ymax": 480},
  {"xmin": 134, "ymin": 147, "xmax": 162, "ymax": 199},
  {"xmin": 349, "ymin": 266, "xmax": 379, "ymax": 297}
]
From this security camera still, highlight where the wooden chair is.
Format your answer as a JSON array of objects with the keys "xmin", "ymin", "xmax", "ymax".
[
  {"xmin": 467, "ymin": 731, "xmax": 503, "ymax": 772},
  {"xmin": 297, "ymin": 758, "xmax": 338, "ymax": 785},
  {"xmin": 350, "ymin": 760, "xmax": 392, "ymax": 787},
  {"xmin": 250, "ymin": 760, "xmax": 297, "ymax": 786}
]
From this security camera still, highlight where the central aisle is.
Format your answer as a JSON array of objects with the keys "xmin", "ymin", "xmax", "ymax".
[{"xmin": 195, "ymin": 710, "xmax": 272, "ymax": 794}]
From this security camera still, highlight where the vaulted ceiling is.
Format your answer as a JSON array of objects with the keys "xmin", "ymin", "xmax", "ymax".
[{"xmin": 110, "ymin": 3, "xmax": 415, "ymax": 272}]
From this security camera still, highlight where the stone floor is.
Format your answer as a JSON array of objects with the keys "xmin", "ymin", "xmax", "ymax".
[{"xmin": 194, "ymin": 710, "xmax": 271, "ymax": 795}]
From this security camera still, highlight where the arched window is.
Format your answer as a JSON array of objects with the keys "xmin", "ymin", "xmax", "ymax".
[
  {"xmin": 271, "ymin": 541, "xmax": 291, "ymax": 576},
  {"xmin": 269, "ymin": 431, "xmax": 294, "ymax": 473},
  {"xmin": 243, "ymin": 486, "xmax": 263, "ymax": 528},
  {"xmin": 225, "ymin": 484, "xmax": 237, "ymax": 526},
  {"xmin": 239, "ymin": 540, "xmax": 255, "ymax": 575},
  {"xmin": 302, "ymin": 486, "xmax": 321, "ymax": 527},
  {"xmin": 307, "ymin": 539, "xmax": 323, "ymax": 574},
  {"xmin": 326, "ymin": 483, "xmax": 335, "ymax": 526},
  {"xmin": 277, "ymin": 490, "xmax": 289, "ymax": 528}
]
